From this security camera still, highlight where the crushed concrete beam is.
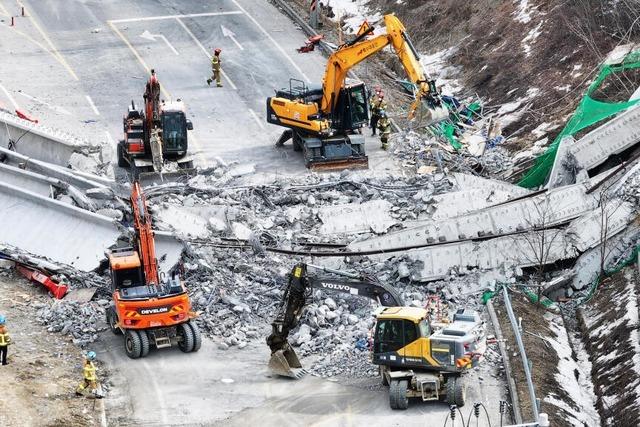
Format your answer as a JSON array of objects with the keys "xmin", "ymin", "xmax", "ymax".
[
  {"xmin": 349, "ymin": 183, "xmax": 597, "ymax": 252},
  {"xmin": 548, "ymin": 102, "xmax": 640, "ymax": 188},
  {"xmin": 154, "ymin": 231, "xmax": 185, "ymax": 275},
  {"xmin": 430, "ymin": 188, "xmax": 521, "ymax": 220},
  {"xmin": 450, "ymin": 173, "xmax": 532, "ymax": 196},
  {"xmin": 0, "ymin": 109, "xmax": 99, "ymax": 167},
  {"xmin": 0, "ymin": 146, "xmax": 110, "ymax": 191},
  {"xmin": 0, "ymin": 163, "xmax": 57, "ymax": 197},
  {"xmin": 0, "ymin": 181, "xmax": 121, "ymax": 271},
  {"xmin": 318, "ymin": 200, "xmax": 396, "ymax": 235}
]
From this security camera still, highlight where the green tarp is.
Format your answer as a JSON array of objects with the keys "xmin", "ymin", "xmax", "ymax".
[{"xmin": 518, "ymin": 50, "xmax": 640, "ymax": 188}]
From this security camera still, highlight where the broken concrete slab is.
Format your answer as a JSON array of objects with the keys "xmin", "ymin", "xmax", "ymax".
[
  {"xmin": 154, "ymin": 231, "xmax": 184, "ymax": 275},
  {"xmin": 349, "ymin": 183, "xmax": 598, "ymax": 251},
  {"xmin": 0, "ymin": 109, "xmax": 100, "ymax": 168},
  {"xmin": 451, "ymin": 173, "xmax": 532, "ymax": 197},
  {"xmin": 318, "ymin": 199, "xmax": 397, "ymax": 235},
  {"xmin": 430, "ymin": 188, "xmax": 527, "ymax": 220},
  {"xmin": 0, "ymin": 146, "xmax": 111, "ymax": 191},
  {"xmin": 0, "ymin": 181, "xmax": 121, "ymax": 271},
  {"xmin": 0, "ymin": 162, "xmax": 58, "ymax": 197},
  {"xmin": 548, "ymin": 106, "xmax": 640, "ymax": 188}
]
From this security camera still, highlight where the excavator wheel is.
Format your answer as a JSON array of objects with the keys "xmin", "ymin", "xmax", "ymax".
[
  {"xmin": 188, "ymin": 322, "xmax": 202, "ymax": 352},
  {"xmin": 124, "ymin": 330, "xmax": 143, "ymax": 359},
  {"xmin": 389, "ymin": 379, "xmax": 409, "ymax": 410},
  {"xmin": 177, "ymin": 323, "xmax": 195, "ymax": 353},
  {"xmin": 446, "ymin": 376, "xmax": 466, "ymax": 406},
  {"xmin": 139, "ymin": 330, "xmax": 150, "ymax": 357},
  {"xmin": 106, "ymin": 307, "xmax": 122, "ymax": 335}
]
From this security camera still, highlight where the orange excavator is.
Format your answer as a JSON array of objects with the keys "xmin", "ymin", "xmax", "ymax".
[{"xmin": 105, "ymin": 181, "xmax": 200, "ymax": 358}]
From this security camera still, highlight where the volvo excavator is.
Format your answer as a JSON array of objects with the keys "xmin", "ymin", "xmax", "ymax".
[
  {"xmin": 118, "ymin": 70, "xmax": 195, "ymax": 183},
  {"xmin": 267, "ymin": 263, "xmax": 486, "ymax": 410},
  {"xmin": 105, "ymin": 181, "xmax": 201, "ymax": 358},
  {"xmin": 267, "ymin": 14, "xmax": 449, "ymax": 170}
]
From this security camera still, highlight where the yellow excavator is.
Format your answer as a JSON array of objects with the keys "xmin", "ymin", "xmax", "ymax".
[
  {"xmin": 267, "ymin": 263, "xmax": 486, "ymax": 410},
  {"xmin": 266, "ymin": 14, "xmax": 448, "ymax": 170}
]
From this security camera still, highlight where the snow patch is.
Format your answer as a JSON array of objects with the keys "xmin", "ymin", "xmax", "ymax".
[
  {"xmin": 521, "ymin": 21, "xmax": 543, "ymax": 57},
  {"xmin": 514, "ymin": 0, "xmax": 534, "ymax": 24},
  {"xmin": 419, "ymin": 48, "xmax": 463, "ymax": 95}
]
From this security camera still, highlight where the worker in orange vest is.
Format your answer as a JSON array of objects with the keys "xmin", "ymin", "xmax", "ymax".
[
  {"xmin": 207, "ymin": 48, "xmax": 223, "ymax": 87},
  {"xmin": 0, "ymin": 315, "xmax": 11, "ymax": 366}
]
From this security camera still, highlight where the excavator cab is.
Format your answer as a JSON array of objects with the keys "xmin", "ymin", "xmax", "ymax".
[
  {"xmin": 330, "ymin": 82, "xmax": 369, "ymax": 132},
  {"xmin": 109, "ymin": 249, "xmax": 145, "ymax": 291}
]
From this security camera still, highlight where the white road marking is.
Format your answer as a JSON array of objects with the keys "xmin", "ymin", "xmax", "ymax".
[
  {"xmin": 175, "ymin": 18, "xmax": 238, "ymax": 90},
  {"xmin": 221, "ymin": 25, "xmax": 244, "ymax": 50},
  {"xmin": 230, "ymin": 0, "xmax": 311, "ymax": 83},
  {"xmin": 17, "ymin": 90, "xmax": 71, "ymax": 115},
  {"xmin": 104, "ymin": 131, "xmax": 115, "ymax": 145},
  {"xmin": 85, "ymin": 95, "xmax": 100, "ymax": 115},
  {"xmin": 248, "ymin": 108, "xmax": 265, "ymax": 129},
  {"xmin": 142, "ymin": 360, "xmax": 170, "ymax": 425},
  {"xmin": 16, "ymin": 0, "xmax": 80, "ymax": 81},
  {"xmin": 0, "ymin": 83, "xmax": 19, "ymax": 110},
  {"xmin": 140, "ymin": 30, "xmax": 180, "ymax": 55},
  {"xmin": 110, "ymin": 10, "xmax": 243, "ymax": 24},
  {"xmin": 108, "ymin": 22, "xmax": 208, "ymax": 166},
  {"xmin": 97, "ymin": 398, "xmax": 107, "ymax": 427}
]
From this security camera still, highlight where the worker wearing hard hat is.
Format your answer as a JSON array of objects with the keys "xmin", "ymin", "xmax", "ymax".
[
  {"xmin": 370, "ymin": 92, "xmax": 387, "ymax": 136},
  {"xmin": 207, "ymin": 48, "xmax": 223, "ymax": 87},
  {"xmin": 0, "ymin": 315, "xmax": 10, "ymax": 366},
  {"xmin": 76, "ymin": 351, "xmax": 102, "ymax": 398},
  {"xmin": 377, "ymin": 110, "xmax": 391, "ymax": 150}
]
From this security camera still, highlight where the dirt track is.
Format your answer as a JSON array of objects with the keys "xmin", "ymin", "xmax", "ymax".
[{"xmin": 0, "ymin": 272, "xmax": 105, "ymax": 427}]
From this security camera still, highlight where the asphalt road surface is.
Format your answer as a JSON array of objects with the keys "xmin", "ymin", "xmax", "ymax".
[
  {"xmin": 0, "ymin": 0, "xmax": 396, "ymax": 176},
  {"xmin": 0, "ymin": 1, "xmax": 504, "ymax": 425}
]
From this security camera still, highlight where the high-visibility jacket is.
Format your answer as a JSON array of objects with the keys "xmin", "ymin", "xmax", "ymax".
[
  {"xmin": 211, "ymin": 56, "xmax": 221, "ymax": 71},
  {"xmin": 0, "ymin": 326, "xmax": 9, "ymax": 346},
  {"xmin": 83, "ymin": 361, "xmax": 97, "ymax": 381},
  {"xmin": 378, "ymin": 117, "xmax": 391, "ymax": 136}
]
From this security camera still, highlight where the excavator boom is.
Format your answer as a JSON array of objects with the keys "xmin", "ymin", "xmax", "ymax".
[
  {"xmin": 266, "ymin": 263, "xmax": 403, "ymax": 378},
  {"xmin": 131, "ymin": 181, "xmax": 159, "ymax": 285}
]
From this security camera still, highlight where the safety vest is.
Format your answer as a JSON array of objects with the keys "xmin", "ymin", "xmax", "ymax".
[
  {"xmin": 378, "ymin": 118, "xmax": 391, "ymax": 135},
  {"xmin": 84, "ymin": 361, "xmax": 97, "ymax": 381},
  {"xmin": 211, "ymin": 56, "xmax": 221, "ymax": 71},
  {"xmin": 0, "ymin": 328, "xmax": 9, "ymax": 346}
]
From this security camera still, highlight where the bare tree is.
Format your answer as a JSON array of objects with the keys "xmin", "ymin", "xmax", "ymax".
[
  {"xmin": 512, "ymin": 195, "xmax": 566, "ymax": 305},
  {"xmin": 595, "ymin": 183, "xmax": 627, "ymax": 279}
]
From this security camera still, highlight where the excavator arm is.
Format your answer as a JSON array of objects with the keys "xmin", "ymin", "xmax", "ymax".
[
  {"xmin": 320, "ymin": 14, "xmax": 445, "ymax": 120},
  {"xmin": 266, "ymin": 263, "xmax": 403, "ymax": 378},
  {"xmin": 131, "ymin": 181, "xmax": 159, "ymax": 285}
]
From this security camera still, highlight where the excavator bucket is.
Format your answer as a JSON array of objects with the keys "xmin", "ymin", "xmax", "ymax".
[
  {"xmin": 268, "ymin": 347, "xmax": 307, "ymax": 379},
  {"xmin": 410, "ymin": 98, "xmax": 450, "ymax": 127}
]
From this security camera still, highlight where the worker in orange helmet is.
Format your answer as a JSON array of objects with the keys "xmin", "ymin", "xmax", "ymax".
[{"xmin": 207, "ymin": 48, "xmax": 223, "ymax": 87}]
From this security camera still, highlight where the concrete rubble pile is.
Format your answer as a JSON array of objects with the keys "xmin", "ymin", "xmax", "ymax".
[{"xmin": 391, "ymin": 130, "xmax": 515, "ymax": 179}]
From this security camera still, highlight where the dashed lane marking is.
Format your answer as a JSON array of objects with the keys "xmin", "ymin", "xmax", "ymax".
[
  {"xmin": 110, "ymin": 10, "xmax": 243, "ymax": 24},
  {"xmin": 230, "ymin": 0, "xmax": 311, "ymax": 83},
  {"xmin": 0, "ymin": 83, "xmax": 19, "ymax": 110},
  {"xmin": 175, "ymin": 17, "xmax": 238, "ymax": 91},
  {"xmin": 248, "ymin": 108, "xmax": 265, "ymax": 130},
  {"xmin": 86, "ymin": 95, "xmax": 100, "ymax": 115}
]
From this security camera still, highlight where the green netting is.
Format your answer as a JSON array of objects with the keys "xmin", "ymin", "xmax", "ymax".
[
  {"xmin": 518, "ymin": 50, "xmax": 640, "ymax": 188},
  {"xmin": 580, "ymin": 243, "xmax": 640, "ymax": 304}
]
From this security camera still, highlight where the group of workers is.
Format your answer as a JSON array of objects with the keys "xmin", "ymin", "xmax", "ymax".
[
  {"xmin": 369, "ymin": 86, "xmax": 391, "ymax": 150},
  {"xmin": 0, "ymin": 314, "xmax": 102, "ymax": 398}
]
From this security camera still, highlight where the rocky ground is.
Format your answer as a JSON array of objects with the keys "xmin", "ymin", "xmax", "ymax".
[{"xmin": 0, "ymin": 271, "xmax": 108, "ymax": 427}]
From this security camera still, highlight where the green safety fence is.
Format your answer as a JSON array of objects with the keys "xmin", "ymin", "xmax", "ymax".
[
  {"xmin": 580, "ymin": 243, "xmax": 640, "ymax": 304},
  {"xmin": 481, "ymin": 285, "xmax": 556, "ymax": 309},
  {"xmin": 518, "ymin": 50, "xmax": 640, "ymax": 188}
]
